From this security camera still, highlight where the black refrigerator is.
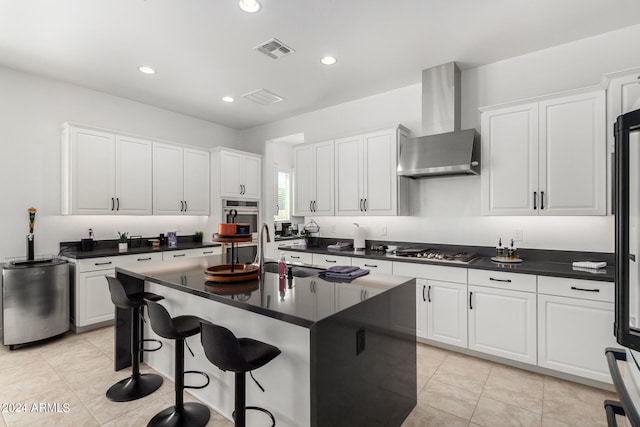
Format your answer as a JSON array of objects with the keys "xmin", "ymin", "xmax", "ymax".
[{"xmin": 608, "ymin": 108, "xmax": 640, "ymax": 426}]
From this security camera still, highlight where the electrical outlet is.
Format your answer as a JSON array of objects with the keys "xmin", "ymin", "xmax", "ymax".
[
  {"xmin": 381, "ymin": 226, "xmax": 387, "ymax": 236},
  {"xmin": 513, "ymin": 229, "xmax": 523, "ymax": 242}
]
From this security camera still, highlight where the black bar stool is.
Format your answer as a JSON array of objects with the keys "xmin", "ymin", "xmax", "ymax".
[
  {"xmin": 200, "ymin": 321, "xmax": 281, "ymax": 427},
  {"xmin": 145, "ymin": 300, "xmax": 211, "ymax": 427},
  {"xmin": 105, "ymin": 276, "xmax": 164, "ymax": 402}
]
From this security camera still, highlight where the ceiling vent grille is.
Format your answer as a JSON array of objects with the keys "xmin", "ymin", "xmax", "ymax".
[
  {"xmin": 254, "ymin": 38, "xmax": 295, "ymax": 59},
  {"xmin": 242, "ymin": 88, "xmax": 285, "ymax": 105}
]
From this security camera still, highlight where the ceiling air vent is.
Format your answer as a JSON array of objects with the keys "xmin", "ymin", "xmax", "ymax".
[
  {"xmin": 242, "ymin": 88, "xmax": 285, "ymax": 105},
  {"xmin": 254, "ymin": 38, "xmax": 295, "ymax": 59}
]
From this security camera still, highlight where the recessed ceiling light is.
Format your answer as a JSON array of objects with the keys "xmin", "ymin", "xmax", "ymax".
[
  {"xmin": 222, "ymin": 96, "xmax": 235, "ymax": 103},
  {"xmin": 239, "ymin": 0, "xmax": 261, "ymax": 13},
  {"xmin": 320, "ymin": 56, "xmax": 337, "ymax": 65},
  {"xmin": 138, "ymin": 66, "xmax": 156, "ymax": 75}
]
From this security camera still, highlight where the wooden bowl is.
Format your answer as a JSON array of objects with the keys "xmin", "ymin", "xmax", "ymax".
[{"xmin": 204, "ymin": 263, "xmax": 259, "ymax": 283}]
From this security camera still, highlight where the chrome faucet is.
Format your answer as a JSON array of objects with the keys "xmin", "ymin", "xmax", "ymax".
[{"xmin": 258, "ymin": 223, "xmax": 271, "ymax": 277}]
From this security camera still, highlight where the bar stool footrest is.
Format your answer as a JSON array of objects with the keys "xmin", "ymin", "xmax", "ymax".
[
  {"xmin": 233, "ymin": 406, "xmax": 276, "ymax": 427},
  {"xmin": 184, "ymin": 370, "xmax": 211, "ymax": 390},
  {"xmin": 140, "ymin": 338, "xmax": 163, "ymax": 352}
]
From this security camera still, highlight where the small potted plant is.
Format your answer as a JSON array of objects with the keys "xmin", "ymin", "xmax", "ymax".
[
  {"xmin": 299, "ymin": 229, "xmax": 311, "ymax": 248},
  {"xmin": 117, "ymin": 231, "xmax": 128, "ymax": 252},
  {"xmin": 194, "ymin": 231, "xmax": 203, "ymax": 243}
]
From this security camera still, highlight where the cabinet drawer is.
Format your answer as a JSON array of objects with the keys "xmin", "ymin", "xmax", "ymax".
[
  {"xmin": 163, "ymin": 247, "xmax": 221, "ymax": 260},
  {"xmin": 468, "ymin": 269, "xmax": 536, "ymax": 293},
  {"xmin": 76, "ymin": 256, "xmax": 121, "ymax": 272},
  {"xmin": 118, "ymin": 252, "xmax": 163, "ymax": 267},
  {"xmin": 282, "ymin": 251, "xmax": 313, "ymax": 265},
  {"xmin": 537, "ymin": 276, "xmax": 613, "ymax": 303},
  {"xmin": 312, "ymin": 254, "xmax": 352, "ymax": 268},
  {"xmin": 351, "ymin": 258, "xmax": 393, "ymax": 274},
  {"xmin": 392, "ymin": 262, "xmax": 466, "ymax": 283}
]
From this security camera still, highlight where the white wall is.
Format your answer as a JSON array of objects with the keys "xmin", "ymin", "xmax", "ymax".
[
  {"xmin": 0, "ymin": 66, "xmax": 241, "ymax": 261},
  {"xmin": 239, "ymin": 24, "xmax": 640, "ymax": 253}
]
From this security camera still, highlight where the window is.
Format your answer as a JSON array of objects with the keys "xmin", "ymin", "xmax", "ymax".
[{"xmin": 274, "ymin": 171, "xmax": 290, "ymax": 221}]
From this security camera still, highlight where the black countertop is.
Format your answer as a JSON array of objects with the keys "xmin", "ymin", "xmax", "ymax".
[
  {"xmin": 276, "ymin": 244, "xmax": 615, "ymax": 282},
  {"xmin": 61, "ymin": 240, "xmax": 220, "ymax": 260},
  {"xmin": 116, "ymin": 256, "xmax": 414, "ymax": 328}
]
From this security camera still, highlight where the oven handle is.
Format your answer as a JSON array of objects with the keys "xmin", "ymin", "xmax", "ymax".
[{"xmin": 605, "ymin": 347, "xmax": 640, "ymax": 427}]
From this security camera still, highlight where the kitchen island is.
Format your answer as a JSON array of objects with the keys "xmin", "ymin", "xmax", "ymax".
[{"xmin": 115, "ymin": 256, "xmax": 416, "ymax": 427}]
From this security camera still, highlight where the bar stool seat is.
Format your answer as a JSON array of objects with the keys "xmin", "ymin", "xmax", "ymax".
[
  {"xmin": 200, "ymin": 321, "xmax": 281, "ymax": 427},
  {"xmin": 145, "ymin": 300, "xmax": 211, "ymax": 427},
  {"xmin": 106, "ymin": 276, "xmax": 164, "ymax": 402}
]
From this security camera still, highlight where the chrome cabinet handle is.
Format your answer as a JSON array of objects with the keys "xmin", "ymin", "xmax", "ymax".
[{"xmin": 490, "ymin": 277, "xmax": 512, "ymax": 283}]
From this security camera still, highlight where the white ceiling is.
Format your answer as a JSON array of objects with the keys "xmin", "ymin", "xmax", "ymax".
[{"xmin": 1, "ymin": 0, "xmax": 639, "ymax": 130}]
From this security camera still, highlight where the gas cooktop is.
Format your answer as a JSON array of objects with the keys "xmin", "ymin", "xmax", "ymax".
[{"xmin": 391, "ymin": 248, "xmax": 477, "ymax": 264}]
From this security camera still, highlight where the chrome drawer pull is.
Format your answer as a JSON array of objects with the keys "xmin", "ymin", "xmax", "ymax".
[
  {"xmin": 489, "ymin": 277, "xmax": 512, "ymax": 283},
  {"xmin": 571, "ymin": 286, "xmax": 599, "ymax": 293}
]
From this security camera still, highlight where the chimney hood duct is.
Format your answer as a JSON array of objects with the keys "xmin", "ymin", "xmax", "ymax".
[{"xmin": 397, "ymin": 62, "xmax": 480, "ymax": 178}]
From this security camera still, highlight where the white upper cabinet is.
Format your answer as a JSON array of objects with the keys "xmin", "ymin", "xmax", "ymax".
[
  {"xmin": 293, "ymin": 141, "xmax": 334, "ymax": 216},
  {"xmin": 334, "ymin": 126, "xmax": 409, "ymax": 216},
  {"xmin": 214, "ymin": 149, "xmax": 261, "ymax": 200},
  {"xmin": 481, "ymin": 88, "xmax": 606, "ymax": 216},
  {"xmin": 62, "ymin": 124, "xmax": 152, "ymax": 215},
  {"xmin": 153, "ymin": 142, "xmax": 210, "ymax": 215},
  {"xmin": 605, "ymin": 68, "xmax": 640, "ymax": 214}
]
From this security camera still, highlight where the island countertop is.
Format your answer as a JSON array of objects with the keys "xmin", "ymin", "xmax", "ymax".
[{"xmin": 115, "ymin": 256, "xmax": 414, "ymax": 328}]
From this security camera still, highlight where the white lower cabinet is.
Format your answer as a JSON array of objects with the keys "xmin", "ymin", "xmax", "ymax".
[
  {"xmin": 427, "ymin": 280, "xmax": 468, "ymax": 348},
  {"xmin": 537, "ymin": 277, "xmax": 616, "ymax": 383},
  {"xmin": 468, "ymin": 284, "xmax": 537, "ymax": 365},
  {"xmin": 77, "ymin": 268, "xmax": 116, "ymax": 328}
]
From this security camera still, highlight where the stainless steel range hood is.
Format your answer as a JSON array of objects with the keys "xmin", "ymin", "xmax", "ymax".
[{"xmin": 397, "ymin": 62, "xmax": 480, "ymax": 177}]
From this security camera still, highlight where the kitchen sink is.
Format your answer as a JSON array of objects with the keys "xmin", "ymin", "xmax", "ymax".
[{"xmin": 263, "ymin": 262, "xmax": 320, "ymax": 278}]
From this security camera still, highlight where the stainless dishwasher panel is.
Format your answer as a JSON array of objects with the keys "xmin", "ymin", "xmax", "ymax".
[{"xmin": 2, "ymin": 259, "xmax": 70, "ymax": 347}]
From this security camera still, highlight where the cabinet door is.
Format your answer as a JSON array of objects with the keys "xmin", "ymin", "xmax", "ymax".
[
  {"xmin": 538, "ymin": 294, "xmax": 616, "ymax": 383},
  {"xmin": 538, "ymin": 90, "xmax": 606, "ymax": 215},
  {"xmin": 481, "ymin": 104, "xmax": 539, "ymax": 215},
  {"xmin": 242, "ymin": 156, "xmax": 261, "ymax": 199},
  {"xmin": 220, "ymin": 150, "xmax": 244, "ymax": 197},
  {"xmin": 427, "ymin": 280, "xmax": 468, "ymax": 348},
  {"xmin": 363, "ymin": 129, "xmax": 397, "ymax": 215},
  {"xmin": 183, "ymin": 148, "xmax": 210, "ymax": 215},
  {"xmin": 78, "ymin": 269, "xmax": 115, "ymax": 327},
  {"xmin": 293, "ymin": 145, "xmax": 314, "ymax": 216},
  {"xmin": 153, "ymin": 143, "xmax": 184, "ymax": 214},
  {"xmin": 335, "ymin": 135, "xmax": 364, "ymax": 215},
  {"xmin": 69, "ymin": 127, "xmax": 116, "ymax": 214},
  {"xmin": 115, "ymin": 135, "xmax": 152, "ymax": 215},
  {"xmin": 313, "ymin": 141, "xmax": 335, "ymax": 215},
  {"xmin": 468, "ymin": 285, "xmax": 536, "ymax": 364}
]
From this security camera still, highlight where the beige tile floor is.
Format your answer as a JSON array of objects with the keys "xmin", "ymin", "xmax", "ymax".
[{"xmin": 0, "ymin": 326, "xmax": 620, "ymax": 426}]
